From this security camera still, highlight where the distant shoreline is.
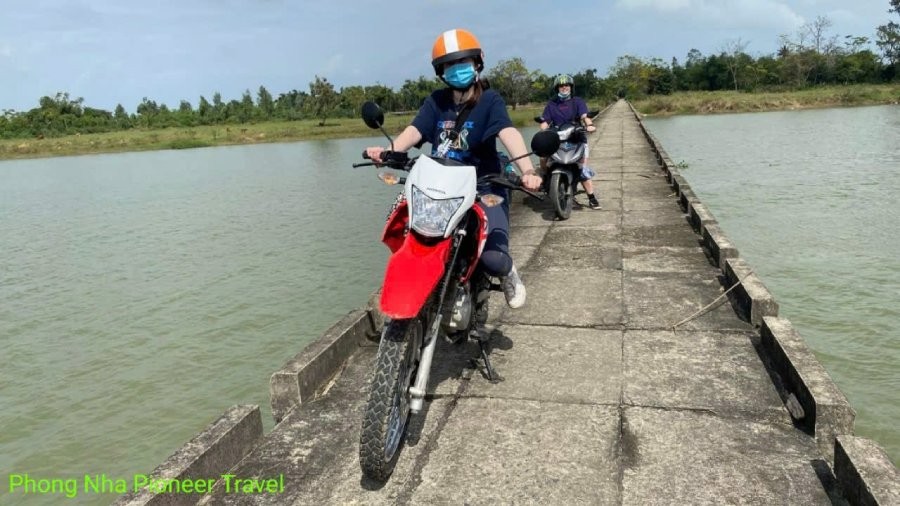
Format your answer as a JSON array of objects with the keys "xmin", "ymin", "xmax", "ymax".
[
  {"xmin": 2, "ymin": 85, "xmax": 897, "ymax": 161},
  {"xmin": 631, "ymin": 84, "xmax": 899, "ymax": 117}
]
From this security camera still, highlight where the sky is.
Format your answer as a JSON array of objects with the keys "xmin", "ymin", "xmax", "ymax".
[{"xmin": 0, "ymin": 0, "xmax": 893, "ymax": 113}]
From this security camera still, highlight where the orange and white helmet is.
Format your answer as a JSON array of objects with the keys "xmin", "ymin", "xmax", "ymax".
[{"xmin": 431, "ymin": 28, "xmax": 484, "ymax": 76}]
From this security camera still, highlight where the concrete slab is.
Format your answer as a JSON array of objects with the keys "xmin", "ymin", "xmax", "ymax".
[
  {"xmin": 621, "ymin": 223, "xmax": 704, "ymax": 248},
  {"xmin": 411, "ymin": 399, "xmax": 621, "ymax": 505},
  {"xmin": 507, "ymin": 225, "xmax": 547, "ymax": 247},
  {"xmin": 500, "ymin": 269, "xmax": 623, "ymax": 327},
  {"xmin": 621, "ymin": 407, "xmax": 832, "ymax": 505},
  {"xmin": 623, "ymin": 197, "xmax": 680, "ymax": 212},
  {"xmin": 624, "ymin": 329, "xmax": 788, "ymax": 423},
  {"xmin": 624, "ymin": 208, "xmax": 692, "ymax": 228},
  {"xmin": 624, "ymin": 271, "xmax": 754, "ymax": 332},
  {"xmin": 532, "ymin": 242, "xmax": 622, "ymax": 271},
  {"xmin": 465, "ymin": 325, "xmax": 623, "ymax": 405},
  {"xmin": 623, "ymin": 245, "xmax": 716, "ymax": 273},
  {"xmin": 543, "ymin": 226, "xmax": 620, "ymax": 246}
]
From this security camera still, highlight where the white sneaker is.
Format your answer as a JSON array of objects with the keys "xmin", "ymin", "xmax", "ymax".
[{"xmin": 501, "ymin": 265, "xmax": 526, "ymax": 308}]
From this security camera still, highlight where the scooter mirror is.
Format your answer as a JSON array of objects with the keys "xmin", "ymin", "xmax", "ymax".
[
  {"xmin": 361, "ymin": 102, "xmax": 384, "ymax": 129},
  {"xmin": 531, "ymin": 130, "xmax": 560, "ymax": 157}
]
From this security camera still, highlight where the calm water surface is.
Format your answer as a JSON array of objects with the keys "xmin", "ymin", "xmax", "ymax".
[{"xmin": 645, "ymin": 105, "xmax": 899, "ymax": 464}]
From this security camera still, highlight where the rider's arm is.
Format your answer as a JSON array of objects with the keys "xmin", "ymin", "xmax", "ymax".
[
  {"xmin": 580, "ymin": 113, "xmax": 596, "ymax": 132},
  {"xmin": 577, "ymin": 98, "xmax": 596, "ymax": 131},
  {"xmin": 365, "ymin": 125, "xmax": 423, "ymax": 161},
  {"xmin": 498, "ymin": 126, "xmax": 541, "ymax": 190}
]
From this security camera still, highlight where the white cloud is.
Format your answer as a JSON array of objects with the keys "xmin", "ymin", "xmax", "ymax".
[{"xmin": 616, "ymin": 0, "xmax": 805, "ymax": 31}]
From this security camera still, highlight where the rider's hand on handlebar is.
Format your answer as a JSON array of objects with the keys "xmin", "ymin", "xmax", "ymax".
[
  {"xmin": 365, "ymin": 146, "xmax": 386, "ymax": 163},
  {"xmin": 521, "ymin": 173, "xmax": 542, "ymax": 191}
]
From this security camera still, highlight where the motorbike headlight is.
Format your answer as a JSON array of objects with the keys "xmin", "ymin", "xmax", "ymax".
[{"xmin": 409, "ymin": 186, "xmax": 464, "ymax": 237}]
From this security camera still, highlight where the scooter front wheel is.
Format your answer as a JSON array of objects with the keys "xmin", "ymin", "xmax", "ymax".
[
  {"xmin": 549, "ymin": 172, "xmax": 573, "ymax": 220},
  {"xmin": 359, "ymin": 318, "xmax": 421, "ymax": 481}
]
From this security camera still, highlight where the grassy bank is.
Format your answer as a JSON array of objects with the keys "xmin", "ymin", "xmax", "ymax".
[
  {"xmin": 3, "ymin": 84, "xmax": 898, "ymax": 160},
  {"xmin": 0, "ymin": 106, "xmax": 546, "ymax": 161},
  {"xmin": 631, "ymin": 84, "xmax": 900, "ymax": 116}
]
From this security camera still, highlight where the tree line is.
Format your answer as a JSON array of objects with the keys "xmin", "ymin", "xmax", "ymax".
[{"xmin": 1, "ymin": 6, "xmax": 898, "ymax": 140}]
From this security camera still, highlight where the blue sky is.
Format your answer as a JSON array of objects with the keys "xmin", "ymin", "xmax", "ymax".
[{"xmin": 0, "ymin": 0, "xmax": 892, "ymax": 113}]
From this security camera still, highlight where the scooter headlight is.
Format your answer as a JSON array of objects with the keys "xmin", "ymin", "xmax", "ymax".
[{"xmin": 409, "ymin": 186, "xmax": 464, "ymax": 237}]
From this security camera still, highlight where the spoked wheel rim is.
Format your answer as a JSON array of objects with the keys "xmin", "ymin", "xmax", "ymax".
[
  {"xmin": 382, "ymin": 321, "xmax": 420, "ymax": 461},
  {"xmin": 557, "ymin": 178, "xmax": 570, "ymax": 211}
]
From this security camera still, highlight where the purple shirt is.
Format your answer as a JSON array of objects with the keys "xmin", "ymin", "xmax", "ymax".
[{"xmin": 541, "ymin": 97, "xmax": 588, "ymax": 127}]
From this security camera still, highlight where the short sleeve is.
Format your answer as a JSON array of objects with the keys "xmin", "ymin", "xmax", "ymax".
[
  {"xmin": 411, "ymin": 94, "xmax": 439, "ymax": 143},
  {"xmin": 575, "ymin": 98, "xmax": 589, "ymax": 117},
  {"xmin": 541, "ymin": 102, "xmax": 552, "ymax": 122},
  {"xmin": 480, "ymin": 90, "xmax": 513, "ymax": 139}
]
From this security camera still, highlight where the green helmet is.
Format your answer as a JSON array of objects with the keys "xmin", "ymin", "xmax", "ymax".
[{"xmin": 553, "ymin": 74, "xmax": 574, "ymax": 89}]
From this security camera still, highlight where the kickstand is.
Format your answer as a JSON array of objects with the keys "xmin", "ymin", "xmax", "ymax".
[{"xmin": 477, "ymin": 338, "xmax": 503, "ymax": 383}]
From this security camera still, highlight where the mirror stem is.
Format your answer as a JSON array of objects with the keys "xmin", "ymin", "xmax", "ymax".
[
  {"xmin": 506, "ymin": 151, "xmax": 533, "ymax": 163},
  {"xmin": 380, "ymin": 127, "xmax": 394, "ymax": 152}
]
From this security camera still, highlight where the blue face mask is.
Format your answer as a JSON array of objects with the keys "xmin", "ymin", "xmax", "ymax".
[
  {"xmin": 558, "ymin": 91, "xmax": 571, "ymax": 99},
  {"xmin": 443, "ymin": 62, "xmax": 476, "ymax": 89}
]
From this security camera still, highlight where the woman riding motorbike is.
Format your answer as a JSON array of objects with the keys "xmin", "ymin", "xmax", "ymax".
[
  {"xmin": 538, "ymin": 74, "xmax": 600, "ymax": 210},
  {"xmin": 364, "ymin": 28, "xmax": 541, "ymax": 308}
]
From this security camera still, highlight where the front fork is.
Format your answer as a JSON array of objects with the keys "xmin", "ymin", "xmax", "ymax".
[{"xmin": 408, "ymin": 229, "xmax": 466, "ymax": 413}]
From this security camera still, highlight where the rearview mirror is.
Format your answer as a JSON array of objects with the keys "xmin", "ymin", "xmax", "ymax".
[
  {"xmin": 361, "ymin": 101, "xmax": 384, "ymax": 129},
  {"xmin": 530, "ymin": 130, "xmax": 560, "ymax": 157}
]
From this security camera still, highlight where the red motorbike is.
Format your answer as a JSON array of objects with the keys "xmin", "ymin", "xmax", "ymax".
[{"xmin": 353, "ymin": 102, "xmax": 558, "ymax": 481}]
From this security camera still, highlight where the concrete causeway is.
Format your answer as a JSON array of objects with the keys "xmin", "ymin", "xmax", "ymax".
[{"xmin": 118, "ymin": 100, "xmax": 900, "ymax": 505}]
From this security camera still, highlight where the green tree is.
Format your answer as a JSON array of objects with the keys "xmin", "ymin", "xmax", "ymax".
[
  {"xmin": 257, "ymin": 85, "xmax": 274, "ymax": 119},
  {"xmin": 485, "ymin": 57, "xmax": 536, "ymax": 109},
  {"xmin": 338, "ymin": 85, "xmax": 367, "ymax": 117},
  {"xmin": 136, "ymin": 97, "xmax": 159, "ymax": 128},
  {"xmin": 212, "ymin": 92, "xmax": 225, "ymax": 123},
  {"xmin": 308, "ymin": 76, "xmax": 338, "ymax": 126},
  {"xmin": 198, "ymin": 96, "xmax": 212, "ymax": 123},
  {"xmin": 114, "ymin": 104, "xmax": 131, "ymax": 129},
  {"xmin": 876, "ymin": 0, "xmax": 900, "ymax": 69},
  {"xmin": 239, "ymin": 89, "xmax": 254, "ymax": 123}
]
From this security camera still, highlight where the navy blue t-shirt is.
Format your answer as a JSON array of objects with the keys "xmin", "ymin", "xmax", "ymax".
[{"xmin": 411, "ymin": 88, "xmax": 513, "ymax": 178}]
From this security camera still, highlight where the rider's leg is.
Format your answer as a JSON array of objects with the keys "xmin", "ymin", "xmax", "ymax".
[
  {"xmin": 478, "ymin": 197, "xmax": 526, "ymax": 308},
  {"xmin": 579, "ymin": 157, "xmax": 601, "ymax": 210}
]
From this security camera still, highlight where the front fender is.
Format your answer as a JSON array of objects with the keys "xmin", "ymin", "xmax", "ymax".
[
  {"xmin": 551, "ymin": 168, "xmax": 574, "ymax": 184},
  {"xmin": 380, "ymin": 233, "xmax": 452, "ymax": 319}
]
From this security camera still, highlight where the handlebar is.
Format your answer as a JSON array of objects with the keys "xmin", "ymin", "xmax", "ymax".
[
  {"xmin": 479, "ymin": 173, "xmax": 544, "ymax": 201},
  {"xmin": 352, "ymin": 150, "xmax": 412, "ymax": 170}
]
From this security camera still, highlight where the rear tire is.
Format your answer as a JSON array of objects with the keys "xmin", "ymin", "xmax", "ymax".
[
  {"xmin": 549, "ymin": 172, "xmax": 572, "ymax": 220},
  {"xmin": 359, "ymin": 318, "xmax": 421, "ymax": 482}
]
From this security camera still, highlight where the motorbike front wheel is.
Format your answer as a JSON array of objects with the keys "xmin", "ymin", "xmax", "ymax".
[
  {"xmin": 549, "ymin": 172, "xmax": 573, "ymax": 220},
  {"xmin": 359, "ymin": 318, "xmax": 422, "ymax": 481}
]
